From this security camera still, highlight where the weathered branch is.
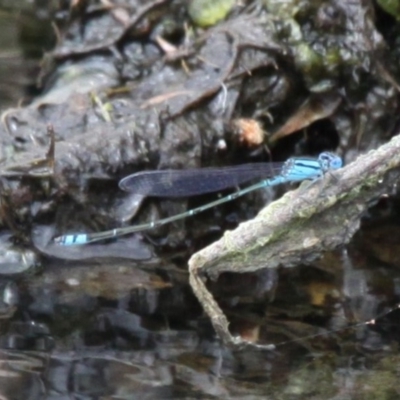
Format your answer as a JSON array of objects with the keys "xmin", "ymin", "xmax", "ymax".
[{"xmin": 188, "ymin": 133, "xmax": 400, "ymax": 348}]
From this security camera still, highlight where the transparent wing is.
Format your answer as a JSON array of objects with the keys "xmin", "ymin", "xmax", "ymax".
[{"xmin": 119, "ymin": 163, "xmax": 286, "ymax": 197}]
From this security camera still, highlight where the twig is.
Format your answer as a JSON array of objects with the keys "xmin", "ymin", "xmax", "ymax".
[
  {"xmin": 189, "ymin": 133, "xmax": 400, "ymax": 348},
  {"xmin": 53, "ymin": 0, "xmax": 169, "ymax": 58}
]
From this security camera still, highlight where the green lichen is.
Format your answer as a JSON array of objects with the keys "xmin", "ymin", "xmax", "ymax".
[
  {"xmin": 377, "ymin": 0, "xmax": 400, "ymax": 19},
  {"xmin": 188, "ymin": 0, "xmax": 236, "ymax": 27},
  {"xmin": 294, "ymin": 42, "xmax": 324, "ymax": 76}
]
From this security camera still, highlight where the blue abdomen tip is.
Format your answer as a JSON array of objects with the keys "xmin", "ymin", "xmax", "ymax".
[{"xmin": 57, "ymin": 234, "xmax": 88, "ymax": 246}]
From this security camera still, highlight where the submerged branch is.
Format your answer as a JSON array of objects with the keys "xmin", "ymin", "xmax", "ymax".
[{"xmin": 189, "ymin": 133, "xmax": 400, "ymax": 347}]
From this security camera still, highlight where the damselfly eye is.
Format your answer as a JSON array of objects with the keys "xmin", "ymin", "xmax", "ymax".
[{"xmin": 330, "ymin": 157, "xmax": 343, "ymax": 170}]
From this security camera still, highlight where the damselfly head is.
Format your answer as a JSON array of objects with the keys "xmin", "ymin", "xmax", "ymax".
[{"xmin": 318, "ymin": 152, "xmax": 343, "ymax": 172}]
